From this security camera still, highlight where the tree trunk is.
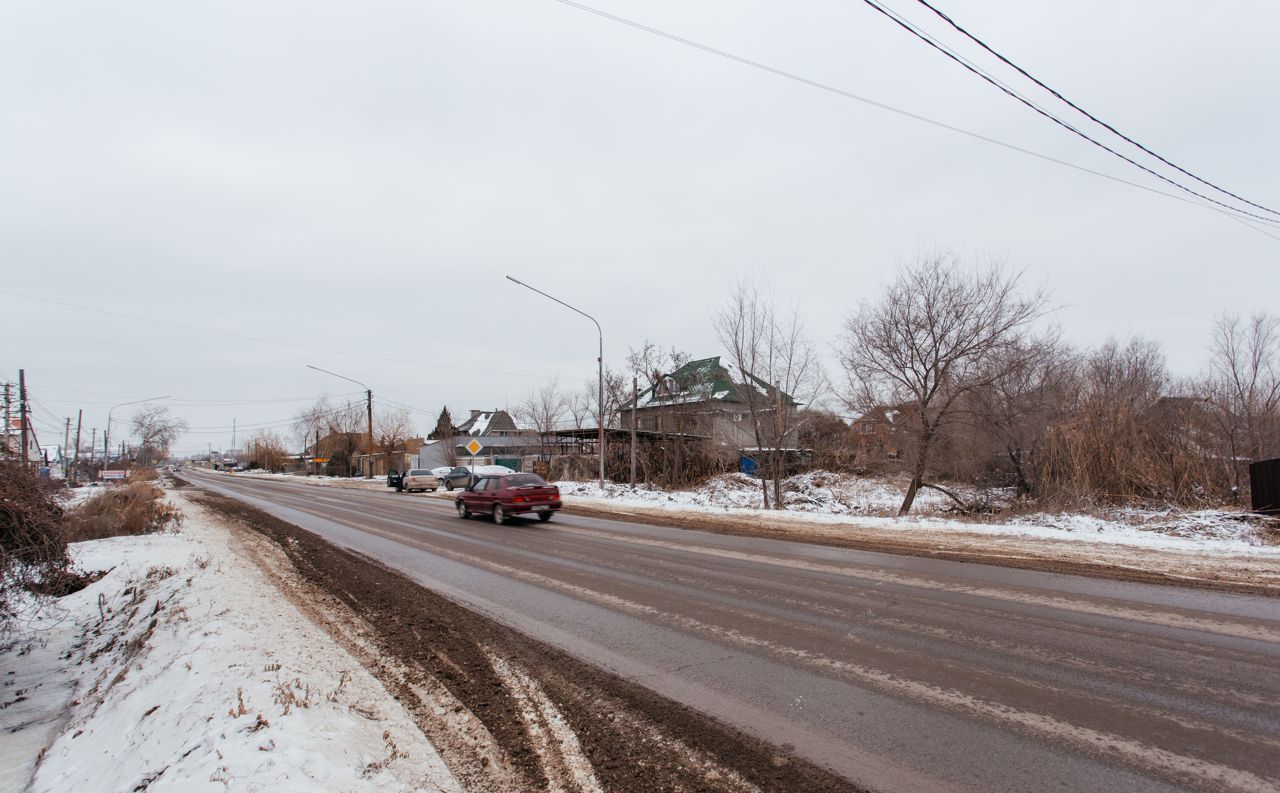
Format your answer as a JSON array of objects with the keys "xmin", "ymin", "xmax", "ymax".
[
  {"xmin": 898, "ymin": 430, "xmax": 933, "ymax": 516},
  {"xmin": 1007, "ymin": 447, "xmax": 1032, "ymax": 498}
]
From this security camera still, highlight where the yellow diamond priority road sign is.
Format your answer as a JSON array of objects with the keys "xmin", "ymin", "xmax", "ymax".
[{"xmin": 464, "ymin": 438, "xmax": 483, "ymax": 456}]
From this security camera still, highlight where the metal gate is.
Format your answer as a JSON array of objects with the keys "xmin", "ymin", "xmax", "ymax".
[{"xmin": 1250, "ymin": 458, "xmax": 1280, "ymax": 515}]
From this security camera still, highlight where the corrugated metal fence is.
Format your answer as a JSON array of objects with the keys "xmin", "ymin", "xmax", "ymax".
[{"xmin": 1250, "ymin": 458, "xmax": 1280, "ymax": 514}]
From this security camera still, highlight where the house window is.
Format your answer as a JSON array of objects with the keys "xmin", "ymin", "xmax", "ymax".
[
  {"xmin": 732, "ymin": 413, "xmax": 744, "ymax": 422},
  {"xmin": 860, "ymin": 422, "xmax": 875, "ymax": 435}
]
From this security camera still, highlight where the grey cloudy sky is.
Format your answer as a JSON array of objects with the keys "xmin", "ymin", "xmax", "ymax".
[{"xmin": 3, "ymin": 0, "xmax": 1277, "ymax": 456}]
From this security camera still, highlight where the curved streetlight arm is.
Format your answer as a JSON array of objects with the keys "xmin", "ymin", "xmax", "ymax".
[
  {"xmin": 505, "ymin": 276, "xmax": 602, "ymax": 339},
  {"xmin": 306, "ymin": 364, "xmax": 369, "ymax": 391},
  {"xmin": 505, "ymin": 275, "xmax": 605, "ymax": 490}
]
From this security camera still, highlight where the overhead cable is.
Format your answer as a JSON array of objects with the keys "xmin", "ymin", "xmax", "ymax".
[
  {"xmin": 908, "ymin": 0, "xmax": 1280, "ymax": 219},
  {"xmin": 858, "ymin": 0, "xmax": 1280, "ymax": 226}
]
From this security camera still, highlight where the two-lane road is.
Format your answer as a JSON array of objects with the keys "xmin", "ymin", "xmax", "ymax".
[{"xmin": 186, "ymin": 470, "xmax": 1280, "ymax": 793}]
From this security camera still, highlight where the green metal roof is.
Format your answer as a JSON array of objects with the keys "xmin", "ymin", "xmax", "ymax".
[{"xmin": 625, "ymin": 355, "xmax": 797, "ymax": 409}]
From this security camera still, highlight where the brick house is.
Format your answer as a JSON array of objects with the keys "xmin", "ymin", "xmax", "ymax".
[{"xmin": 850, "ymin": 404, "xmax": 917, "ymax": 460}]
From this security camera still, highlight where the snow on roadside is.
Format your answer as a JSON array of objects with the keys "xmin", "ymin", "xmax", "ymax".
[
  {"xmin": 214, "ymin": 470, "xmax": 389, "ymax": 492},
  {"xmin": 555, "ymin": 472, "xmax": 1280, "ymax": 557},
  {"xmin": 3, "ymin": 490, "xmax": 459, "ymax": 793}
]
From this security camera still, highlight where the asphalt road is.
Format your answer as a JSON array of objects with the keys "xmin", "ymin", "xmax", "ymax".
[{"xmin": 185, "ymin": 471, "xmax": 1280, "ymax": 793}]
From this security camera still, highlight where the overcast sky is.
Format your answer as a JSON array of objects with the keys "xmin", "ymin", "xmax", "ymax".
[{"xmin": 3, "ymin": 0, "xmax": 1277, "ymax": 457}]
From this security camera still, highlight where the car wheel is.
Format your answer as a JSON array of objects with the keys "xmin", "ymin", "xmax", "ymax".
[
  {"xmin": 430, "ymin": 487, "xmax": 438, "ymax": 492},
  {"xmin": 493, "ymin": 504, "xmax": 506, "ymax": 525},
  {"xmin": 538, "ymin": 511, "xmax": 552, "ymax": 522},
  {"xmin": 445, "ymin": 481, "xmax": 454, "ymax": 491},
  {"xmin": 456, "ymin": 501, "xmax": 470, "ymax": 519}
]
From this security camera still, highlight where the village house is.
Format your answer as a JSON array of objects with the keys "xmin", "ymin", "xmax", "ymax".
[{"xmin": 620, "ymin": 356, "xmax": 799, "ymax": 453}]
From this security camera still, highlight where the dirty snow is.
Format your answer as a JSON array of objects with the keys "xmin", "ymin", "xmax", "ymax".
[
  {"xmin": 555, "ymin": 472, "xmax": 1280, "ymax": 557},
  {"xmin": 1, "ymin": 489, "xmax": 459, "ymax": 793}
]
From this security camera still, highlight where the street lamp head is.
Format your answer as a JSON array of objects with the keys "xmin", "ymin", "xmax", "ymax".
[{"xmin": 505, "ymin": 275, "xmax": 525, "ymax": 286}]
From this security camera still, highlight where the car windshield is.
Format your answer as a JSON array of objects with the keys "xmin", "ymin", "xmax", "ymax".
[
  {"xmin": 506, "ymin": 474, "xmax": 549, "ymax": 487},
  {"xmin": 408, "ymin": 470, "xmax": 429, "ymax": 476}
]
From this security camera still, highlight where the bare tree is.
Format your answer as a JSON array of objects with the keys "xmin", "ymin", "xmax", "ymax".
[
  {"xmin": 130, "ymin": 405, "xmax": 188, "ymax": 466},
  {"xmin": 838, "ymin": 255, "xmax": 1049, "ymax": 515},
  {"xmin": 715, "ymin": 281, "xmax": 826, "ymax": 509},
  {"xmin": 624, "ymin": 342, "xmax": 708, "ymax": 487},
  {"xmin": 374, "ymin": 407, "xmax": 416, "ymax": 473},
  {"xmin": 969, "ymin": 335, "xmax": 1077, "ymax": 499},
  {"xmin": 1207, "ymin": 312, "xmax": 1280, "ymax": 500},
  {"xmin": 516, "ymin": 378, "xmax": 567, "ymax": 460},
  {"xmin": 565, "ymin": 388, "xmax": 593, "ymax": 431},
  {"xmin": 294, "ymin": 396, "xmax": 365, "ymax": 475},
  {"xmin": 246, "ymin": 430, "xmax": 290, "ymax": 472}
]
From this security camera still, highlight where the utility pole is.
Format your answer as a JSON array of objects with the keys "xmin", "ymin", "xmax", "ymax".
[
  {"xmin": 630, "ymin": 376, "xmax": 638, "ymax": 486},
  {"xmin": 365, "ymin": 389, "xmax": 373, "ymax": 479},
  {"xmin": 773, "ymin": 381, "xmax": 784, "ymax": 511},
  {"xmin": 64, "ymin": 417, "xmax": 71, "ymax": 478},
  {"xmin": 19, "ymin": 369, "xmax": 29, "ymax": 467},
  {"xmin": 2, "ymin": 382, "xmax": 10, "ymax": 456},
  {"xmin": 232, "ymin": 418, "xmax": 236, "ymax": 453},
  {"xmin": 73, "ymin": 410, "xmax": 83, "ymax": 485},
  {"xmin": 90, "ymin": 428, "xmax": 97, "ymax": 465}
]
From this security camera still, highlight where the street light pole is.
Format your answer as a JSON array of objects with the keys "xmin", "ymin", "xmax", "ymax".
[
  {"xmin": 306, "ymin": 365, "xmax": 374, "ymax": 479},
  {"xmin": 105, "ymin": 395, "xmax": 170, "ymax": 476},
  {"xmin": 505, "ymin": 275, "xmax": 605, "ymax": 490}
]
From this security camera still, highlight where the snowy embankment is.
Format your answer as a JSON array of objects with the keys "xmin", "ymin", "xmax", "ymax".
[
  {"xmin": 555, "ymin": 472, "xmax": 1280, "ymax": 558},
  {"xmin": 1, "ymin": 490, "xmax": 458, "ymax": 793}
]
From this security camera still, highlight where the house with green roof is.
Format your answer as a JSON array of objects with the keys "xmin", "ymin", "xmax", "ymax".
[{"xmin": 620, "ymin": 356, "xmax": 799, "ymax": 450}]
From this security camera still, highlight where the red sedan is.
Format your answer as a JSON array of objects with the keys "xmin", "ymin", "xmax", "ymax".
[{"xmin": 455, "ymin": 473, "xmax": 562, "ymax": 524}]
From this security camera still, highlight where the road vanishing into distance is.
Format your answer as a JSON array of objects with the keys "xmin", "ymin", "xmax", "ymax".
[{"xmin": 186, "ymin": 470, "xmax": 1280, "ymax": 793}]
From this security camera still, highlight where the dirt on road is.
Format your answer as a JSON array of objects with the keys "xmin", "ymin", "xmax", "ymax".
[{"xmin": 187, "ymin": 486, "xmax": 864, "ymax": 793}]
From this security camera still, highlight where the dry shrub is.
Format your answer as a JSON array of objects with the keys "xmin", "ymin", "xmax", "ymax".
[
  {"xmin": 1, "ymin": 460, "xmax": 72, "ymax": 619},
  {"xmin": 65, "ymin": 481, "xmax": 182, "ymax": 541},
  {"xmin": 131, "ymin": 467, "xmax": 161, "ymax": 482}
]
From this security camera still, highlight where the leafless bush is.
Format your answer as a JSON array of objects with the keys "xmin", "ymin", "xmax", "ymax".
[
  {"xmin": 64, "ymin": 481, "xmax": 182, "ymax": 542},
  {"xmin": 0, "ymin": 460, "xmax": 72, "ymax": 619}
]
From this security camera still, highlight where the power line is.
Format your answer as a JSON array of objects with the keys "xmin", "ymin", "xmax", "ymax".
[
  {"xmin": 549, "ymin": 0, "xmax": 1280, "ymax": 239},
  {"xmin": 857, "ymin": 0, "xmax": 1280, "ymax": 226},
  {"xmin": 907, "ymin": 0, "xmax": 1280, "ymax": 219}
]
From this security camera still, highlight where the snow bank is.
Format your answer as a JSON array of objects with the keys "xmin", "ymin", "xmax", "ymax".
[
  {"xmin": 556, "ymin": 472, "xmax": 1280, "ymax": 557},
  {"xmin": 3, "ymin": 491, "xmax": 458, "ymax": 793}
]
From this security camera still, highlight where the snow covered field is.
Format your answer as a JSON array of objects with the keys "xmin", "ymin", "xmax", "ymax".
[{"xmin": 1, "ymin": 490, "xmax": 458, "ymax": 793}]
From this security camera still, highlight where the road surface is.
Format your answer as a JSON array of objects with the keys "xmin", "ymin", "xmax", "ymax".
[{"xmin": 185, "ymin": 470, "xmax": 1280, "ymax": 793}]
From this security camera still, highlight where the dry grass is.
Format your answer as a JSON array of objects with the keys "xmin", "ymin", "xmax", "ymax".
[{"xmin": 64, "ymin": 481, "xmax": 182, "ymax": 542}]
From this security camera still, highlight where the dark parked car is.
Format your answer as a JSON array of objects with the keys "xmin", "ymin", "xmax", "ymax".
[
  {"xmin": 455, "ymin": 473, "xmax": 561, "ymax": 524},
  {"xmin": 438, "ymin": 464, "xmax": 515, "ymax": 490},
  {"xmin": 387, "ymin": 469, "xmax": 403, "ymax": 491},
  {"xmin": 437, "ymin": 466, "xmax": 472, "ymax": 490}
]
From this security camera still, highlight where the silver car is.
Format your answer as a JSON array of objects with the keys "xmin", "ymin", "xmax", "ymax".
[{"xmin": 400, "ymin": 469, "xmax": 439, "ymax": 493}]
